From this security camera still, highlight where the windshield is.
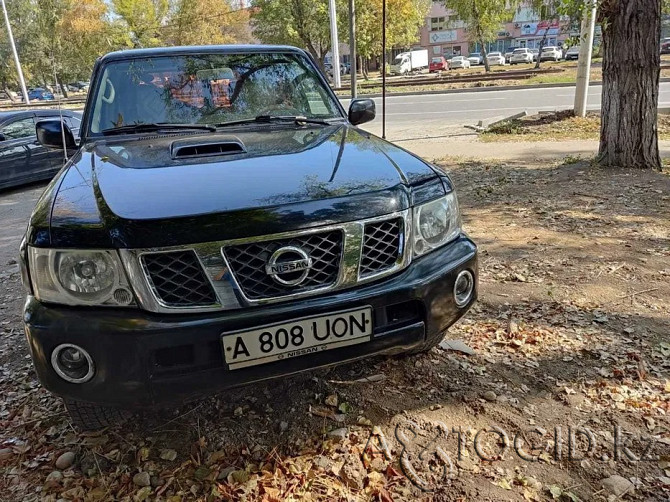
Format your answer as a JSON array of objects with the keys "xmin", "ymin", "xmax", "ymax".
[
  {"xmin": 542, "ymin": 47, "xmax": 556, "ymax": 52},
  {"xmin": 469, "ymin": 53, "xmax": 479, "ymax": 57},
  {"xmin": 431, "ymin": 57, "xmax": 443, "ymax": 63},
  {"xmin": 87, "ymin": 52, "xmax": 342, "ymax": 135},
  {"xmin": 488, "ymin": 52, "xmax": 501, "ymax": 57},
  {"xmin": 513, "ymin": 49, "xmax": 526, "ymax": 54}
]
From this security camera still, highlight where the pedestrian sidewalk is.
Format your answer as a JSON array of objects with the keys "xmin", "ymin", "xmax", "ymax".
[{"xmin": 391, "ymin": 134, "xmax": 670, "ymax": 163}]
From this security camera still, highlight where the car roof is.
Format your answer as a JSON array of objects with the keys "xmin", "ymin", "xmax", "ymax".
[
  {"xmin": 0, "ymin": 109, "xmax": 81, "ymax": 121},
  {"xmin": 98, "ymin": 44, "xmax": 308, "ymax": 64}
]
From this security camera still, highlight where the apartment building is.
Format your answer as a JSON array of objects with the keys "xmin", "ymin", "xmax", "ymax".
[{"xmin": 418, "ymin": 3, "xmax": 573, "ymax": 58}]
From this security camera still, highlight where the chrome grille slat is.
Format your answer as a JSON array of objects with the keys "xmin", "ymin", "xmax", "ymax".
[
  {"xmin": 223, "ymin": 230, "xmax": 343, "ymax": 299},
  {"xmin": 360, "ymin": 218, "xmax": 402, "ymax": 277},
  {"xmin": 141, "ymin": 250, "xmax": 217, "ymax": 307},
  {"xmin": 122, "ymin": 209, "xmax": 411, "ymax": 313}
]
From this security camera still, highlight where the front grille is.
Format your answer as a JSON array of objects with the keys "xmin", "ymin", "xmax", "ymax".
[
  {"xmin": 360, "ymin": 218, "xmax": 402, "ymax": 277},
  {"xmin": 223, "ymin": 230, "xmax": 343, "ymax": 299},
  {"xmin": 141, "ymin": 250, "xmax": 217, "ymax": 307}
]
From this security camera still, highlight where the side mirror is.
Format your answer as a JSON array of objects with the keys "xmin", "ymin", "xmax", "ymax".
[
  {"xmin": 348, "ymin": 98, "xmax": 376, "ymax": 126},
  {"xmin": 36, "ymin": 119, "xmax": 76, "ymax": 150}
]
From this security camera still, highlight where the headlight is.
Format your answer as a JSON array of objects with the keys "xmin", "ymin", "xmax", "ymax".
[
  {"xmin": 412, "ymin": 192, "xmax": 461, "ymax": 257},
  {"xmin": 27, "ymin": 248, "xmax": 135, "ymax": 307}
]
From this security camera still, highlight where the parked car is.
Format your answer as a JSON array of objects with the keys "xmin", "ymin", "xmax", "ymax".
[
  {"xmin": 564, "ymin": 45, "xmax": 580, "ymax": 60},
  {"xmin": 510, "ymin": 48, "xmax": 534, "ymax": 65},
  {"xmin": 429, "ymin": 56, "xmax": 448, "ymax": 72},
  {"xmin": 540, "ymin": 46, "xmax": 563, "ymax": 62},
  {"xmin": 21, "ymin": 45, "xmax": 478, "ymax": 430},
  {"xmin": 662, "ymin": 38, "xmax": 670, "ymax": 54},
  {"xmin": 530, "ymin": 48, "xmax": 539, "ymax": 62},
  {"xmin": 486, "ymin": 52, "xmax": 505, "ymax": 66},
  {"xmin": 450, "ymin": 55, "xmax": 471, "ymax": 69},
  {"xmin": 467, "ymin": 52, "xmax": 483, "ymax": 65},
  {"xmin": 0, "ymin": 110, "xmax": 81, "ymax": 190},
  {"xmin": 504, "ymin": 47, "xmax": 519, "ymax": 63},
  {"xmin": 27, "ymin": 88, "xmax": 55, "ymax": 101}
]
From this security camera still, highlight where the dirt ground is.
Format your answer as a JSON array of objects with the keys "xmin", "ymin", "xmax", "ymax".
[{"xmin": 1, "ymin": 159, "xmax": 669, "ymax": 501}]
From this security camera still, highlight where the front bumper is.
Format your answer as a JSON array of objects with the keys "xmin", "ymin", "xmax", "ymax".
[{"xmin": 24, "ymin": 236, "xmax": 477, "ymax": 408}]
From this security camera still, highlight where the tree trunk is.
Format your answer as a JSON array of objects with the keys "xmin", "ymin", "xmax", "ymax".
[
  {"xmin": 479, "ymin": 38, "xmax": 490, "ymax": 72},
  {"xmin": 598, "ymin": 0, "xmax": 661, "ymax": 170},
  {"xmin": 534, "ymin": 29, "xmax": 549, "ymax": 69}
]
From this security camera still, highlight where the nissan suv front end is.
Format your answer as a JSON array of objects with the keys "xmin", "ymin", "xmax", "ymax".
[{"xmin": 21, "ymin": 45, "xmax": 478, "ymax": 430}]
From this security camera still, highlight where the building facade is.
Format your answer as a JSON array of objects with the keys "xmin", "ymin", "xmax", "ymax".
[{"xmin": 418, "ymin": 3, "xmax": 573, "ymax": 58}]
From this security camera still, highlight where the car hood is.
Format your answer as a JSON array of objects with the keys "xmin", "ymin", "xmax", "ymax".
[{"xmin": 38, "ymin": 124, "xmax": 443, "ymax": 248}]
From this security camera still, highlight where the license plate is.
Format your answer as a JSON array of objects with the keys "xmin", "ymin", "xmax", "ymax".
[{"xmin": 222, "ymin": 307, "xmax": 373, "ymax": 370}]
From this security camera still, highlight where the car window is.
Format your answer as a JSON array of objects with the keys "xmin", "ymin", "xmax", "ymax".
[
  {"xmin": 513, "ymin": 49, "xmax": 527, "ymax": 54},
  {"xmin": 1, "ymin": 117, "xmax": 35, "ymax": 140},
  {"xmin": 88, "ymin": 52, "xmax": 342, "ymax": 135},
  {"xmin": 488, "ymin": 52, "xmax": 501, "ymax": 57},
  {"xmin": 431, "ymin": 58, "xmax": 442, "ymax": 63}
]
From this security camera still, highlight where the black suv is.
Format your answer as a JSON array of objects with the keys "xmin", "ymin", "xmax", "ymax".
[{"xmin": 20, "ymin": 45, "xmax": 478, "ymax": 430}]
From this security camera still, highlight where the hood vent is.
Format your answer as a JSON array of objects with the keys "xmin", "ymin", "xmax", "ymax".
[{"xmin": 171, "ymin": 137, "xmax": 246, "ymax": 159}]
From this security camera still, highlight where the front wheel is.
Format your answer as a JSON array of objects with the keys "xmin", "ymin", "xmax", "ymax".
[{"xmin": 64, "ymin": 399, "xmax": 131, "ymax": 431}]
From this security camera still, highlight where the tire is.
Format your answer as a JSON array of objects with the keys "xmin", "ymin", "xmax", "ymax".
[{"xmin": 64, "ymin": 398, "xmax": 131, "ymax": 431}]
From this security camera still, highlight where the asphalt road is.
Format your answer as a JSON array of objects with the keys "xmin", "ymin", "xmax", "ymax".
[{"xmin": 350, "ymin": 81, "xmax": 670, "ymax": 139}]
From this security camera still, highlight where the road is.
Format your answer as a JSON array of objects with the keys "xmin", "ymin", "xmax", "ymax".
[{"xmin": 349, "ymin": 81, "xmax": 670, "ymax": 140}]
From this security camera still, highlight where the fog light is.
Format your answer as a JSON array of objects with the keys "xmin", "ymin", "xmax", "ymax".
[
  {"xmin": 51, "ymin": 344, "xmax": 95, "ymax": 383},
  {"xmin": 454, "ymin": 270, "xmax": 474, "ymax": 307}
]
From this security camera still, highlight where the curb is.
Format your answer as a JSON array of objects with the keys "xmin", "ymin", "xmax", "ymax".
[{"xmin": 338, "ymin": 77, "xmax": 670, "ymax": 100}]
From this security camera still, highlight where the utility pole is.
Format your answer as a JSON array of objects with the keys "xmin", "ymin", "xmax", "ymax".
[
  {"xmin": 328, "ymin": 0, "xmax": 341, "ymax": 89},
  {"xmin": 382, "ymin": 0, "xmax": 386, "ymax": 139},
  {"xmin": 574, "ymin": 0, "xmax": 597, "ymax": 117},
  {"xmin": 1, "ymin": 0, "xmax": 30, "ymax": 104},
  {"xmin": 349, "ymin": 0, "xmax": 357, "ymax": 98}
]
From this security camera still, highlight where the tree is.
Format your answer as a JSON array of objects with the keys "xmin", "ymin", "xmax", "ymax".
[
  {"xmin": 252, "ymin": 0, "xmax": 430, "ymax": 73},
  {"xmin": 443, "ymin": 0, "xmax": 518, "ymax": 72},
  {"xmin": 112, "ymin": 0, "xmax": 168, "ymax": 47},
  {"xmin": 164, "ymin": 0, "xmax": 252, "ymax": 46},
  {"xmin": 527, "ymin": 0, "xmax": 563, "ymax": 69},
  {"xmin": 353, "ymin": 0, "xmax": 430, "ymax": 77},
  {"xmin": 0, "ymin": 0, "xmax": 33, "ymax": 94},
  {"xmin": 597, "ymin": 0, "xmax": 661, "ymax": 169},
  {"xmin": 251, "ymin": 0, "xmax": 334, "ymax": 65}
]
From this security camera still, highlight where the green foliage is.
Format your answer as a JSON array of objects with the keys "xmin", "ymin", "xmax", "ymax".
[
  {"xmin": 251, "ymin": 0, "xmax": 334, "ymax": 63},
  {"xmin": 443, "ymin": 0, "xmax": 519, "ymax": 70},
  {"xmin": 251, "ymin": 0, "xmax": 431, "ymax": 64},
  {"xmin": 112, "ymin": 0, "xmax": 168, "ymax": 48},
  {"xmin": 443, "ymin": 0, "xmax": 518, "ymax": 45},
  {"xmin": 0, "ymin": 0, "xmax": 252, "ymax": 90},
  {"xmin": 165, "ymin": 0, "xmax": 252, "ymax": 46}
]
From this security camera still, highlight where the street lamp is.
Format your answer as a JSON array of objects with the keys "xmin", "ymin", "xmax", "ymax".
[{"xmin": 0, "ymin": 0, "xmax": 30, "ymax": 104}]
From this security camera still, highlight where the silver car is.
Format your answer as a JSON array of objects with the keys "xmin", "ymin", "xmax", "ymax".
[
  {"xmin": 486, "ymin": 52, "xmax": 506, "ymax": 66},
  {"xmin": 564, "ymin": 45, "xmax": 580, "ymax": 61},
  {"xmin": 540, "ymin": 46, "xmax": 563, "ymax": 62},
  {"xmin": 450, "ymin": 56, "xmax": 471, "ymax": 69},
  {"xmin": 510, "ymin": 48, "xmax": 533, "ymax": 65}
]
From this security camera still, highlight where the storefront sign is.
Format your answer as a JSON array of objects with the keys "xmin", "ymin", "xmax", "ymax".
[{"xmin": 429, "ymin": 30, "xmax": 458, "ymax": 44}]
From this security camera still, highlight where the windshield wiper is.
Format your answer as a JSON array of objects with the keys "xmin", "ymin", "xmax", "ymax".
[
  {"xmin": 215, "ymin": 115, "xmax": 336, "ymax": 128},
  {"xmin": 101, "ymin": 123, "xmax": 216, "ymax": 135}
]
